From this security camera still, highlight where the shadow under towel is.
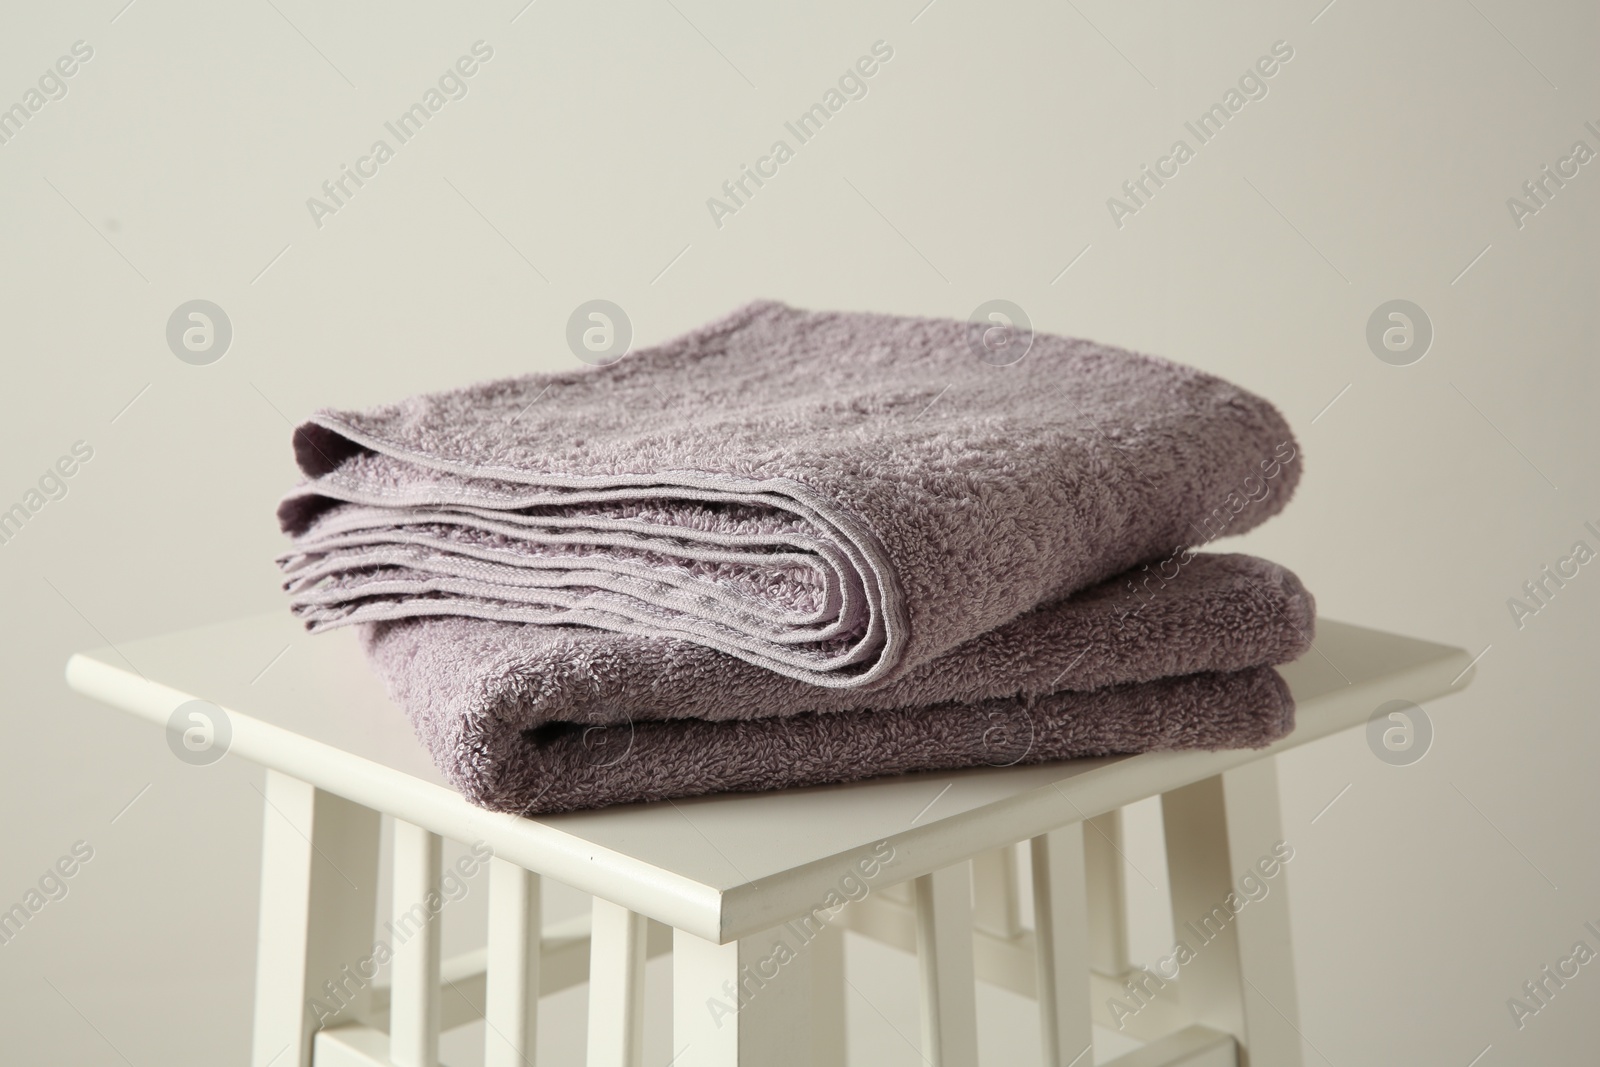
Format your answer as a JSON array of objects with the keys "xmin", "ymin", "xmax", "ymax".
[{"xmin": 278, "ymin": 300, "xmax": 1302, "ymax": 688}]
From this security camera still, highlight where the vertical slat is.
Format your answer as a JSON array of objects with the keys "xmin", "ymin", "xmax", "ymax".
[
  {"xmin": 807, "ymin": 920, "xmax": 847, "ymax": 1067},
  {"xmin": 485, "ymin": 858, "xmax": 541, "ymax": 1067},
  {"xmin": 971, "ymin": 845, "xmax": 1024, "ymax": 939},
  {"xmin": 251, "ymin": 771, "xmax": 380, "ymax": 1067},
  {"xmin": 587, "ymin": 898, "xmax": 647, "ymax": 1067},
  {"xmin": 390, "ymin": 821, "xmax": 443, "ymax": 1067},
  {"xmin": 1222, "ymin": 758, "xmax": 1304, "ymax": 1067},
  {"xmin": 1031, "ymin": 824, "xmax": 1094, "ymax": 1067},
  {"xmin": 672, "ymin": 925, "xmax": 812, "ymax": 1067},
  {"xmin": 1083, "ymin": 809, "xmax": 1131, "ymax": 975},
  {"xmin": 913, "ymin": 863, "xmax": 979, "ymax": 1067}
]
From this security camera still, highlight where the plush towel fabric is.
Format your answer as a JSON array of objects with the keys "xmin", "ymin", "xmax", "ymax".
[
  {"xmin": 278, "ymin": 300, "xmax": 1301, "ymax": 688},
  {"xmin": 359, "ymin": 553, "xmax": 1313, "ymax": 813}
]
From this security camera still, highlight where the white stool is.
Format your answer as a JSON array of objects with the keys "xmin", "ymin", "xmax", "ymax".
[{"xmin": 67, "ymin": 616, "xmax": 1470, "ymax": 1066}]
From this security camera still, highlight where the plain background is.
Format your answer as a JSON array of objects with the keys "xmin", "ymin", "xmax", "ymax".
[{"xmin": 1, "ymin": 0, "xmax": 1596, "ymax": 1062}]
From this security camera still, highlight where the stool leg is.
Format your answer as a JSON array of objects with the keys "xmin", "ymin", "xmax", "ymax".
[
  {"xmin": 391, "ymin": 821, "xmax": 443, "ymax": 1067},
  {"xmin": 588, "ymin": 898, "xmax": 648, "ymax": 1067},
  {"xmin": 1031, "ymin": 824, "xmax": 1094, "ymax": 1067},
  {"xmin": 1222, "ymin": 758, "xmax": 1304, "ymax": 1067},
  {"xmin": 913, "ymin": 863, "xmax": 979, "ymax": 1067},
  {"xmin": 250, "ymin": 770, "xmax": 380, "ymax": 1067},
  {"xmin": 485, "ymin": 859, "xmax": 541, "ymax": 1067},
  {"xmin": 673, "ymin": 925, "xmax": 812, "ymax": 1066},
  {"xmin": 1162, "ymin": 761, "xmax": 1304, "ymax": 1067}
]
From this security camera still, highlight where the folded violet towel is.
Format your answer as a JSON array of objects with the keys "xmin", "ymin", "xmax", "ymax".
[
  {"xmin": 357, "ymin": 552, "xmax": 1313, "ymax": 813},
  {"xmin": 278, "ymin": 300, "xmax": 1302, "ymax": 688}
]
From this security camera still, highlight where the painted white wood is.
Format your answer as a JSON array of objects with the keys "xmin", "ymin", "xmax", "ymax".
[
  {"xmin": 1030, "ymin": 825, "xmax": 1093, "ymax": 1067},
  {"xmin": 1102, "ymin": 1024, "xmax": 1239, "ymax": 1067},
  {"xmin": 1161, "ymin": 776, "xmax": 1245, "ymax": 1042},
  {"xmin": 251, "ymin": 771, "xmax": 380, "ymax": 1067},
  {"xmin": 913, "ymin": 864, "xmax": 979, "ymax": 1067},
  {"xmin": 390, "ymin": 822, "xmax": 443, "ymax": 1067},
  {"xmin": 807, "ymin": 919, "xmax": 847, "ymax": 1067},
  {"xmin": 971, "ymin": 845, "xmax": 1023, "ymax": 938},
  {"xmin": 1083, "ymin": 809, "xmax": 1132, "ymax": 976},
  {"xmin": 1221, "ymin": 758, "xmax": 1303, "ymax": 1067},
  {"xmin": 1083, "ymin": 800, "xmax": 1176, "ymax": 980},
  {"xmin": 837, "ymin": 888, "xmax": 1190, "ymax": 1042},
  {"xmin": 65, "ymin": 617, "xmax": 1470, "ymax": 944},
  {"xmin": 1117, "ymin": 795, "xmax": 1178, "ymax": 968},
  {"xmin": 1158, "ymin": 763, "xmax": 1304, "ymax": 1067},
  {"xmin": 313, "ymin": 1024, "xmax": 397, "ymax": 1067},
  {"xmin": 485, "ymin": 858, "xmax": 541, "ymax": 1067},
  {"xmin": 587, "ymin": 898, "xmax": 648, "ymax": 1067},
  {"xmin": 363, "ymin": 919, "xmax": 673, "ymax": 1032},
  {"xmin": 672, "ymin": 925, "xmax": 812, "ymax": 1067}
]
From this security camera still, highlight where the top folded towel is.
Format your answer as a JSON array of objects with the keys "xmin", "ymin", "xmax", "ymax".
[{"xmin": 278, "ymin": 300, "xmax": 1300, "ymax": 688}]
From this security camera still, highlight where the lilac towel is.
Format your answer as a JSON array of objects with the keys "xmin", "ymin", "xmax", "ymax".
[
  {"xmin": 278, "ymin": 300, "xmax": 1301, "ymax": 688},
  {"xmin": 358, "ymin": 553, "xmax": 1313, "ymax": 813}
]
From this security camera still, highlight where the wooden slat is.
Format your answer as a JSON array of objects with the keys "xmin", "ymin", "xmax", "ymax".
[
  {"xmin": 808, "ymin": 920, "xmax": 847, "ymax": 1067},
  {"xmin": 1084, "ymin": 808, "xmax": 1133, "ymax": 975},
  {"xmin": 390, "ymin": 822, "xmax": 443, "ymax": 1067},
  {"xmin": 1031, "ymin": 825, "xmax": 1093, "ymax": 1067},
  {"xmin": 485, "ymin": 859, "xmax": 541, "ymax": 1067},
  {"xmin": 586, "ymin": 898, "xmax": 647, "ymax": 1067},
  {"xmin": 971, "ymin": 845, "xmax": 1024, "ymax": 938},
  {"xmin": 361, "ymin": 919, "xmax": 673, "ymax": 1033},
  {"xmin": 1103, "ymin": 1024, "xmax": 1238, "ymax": 1066},
  {"xmin": 913, "ymin": 864, "xmax": 979, "ymax": 1067}
]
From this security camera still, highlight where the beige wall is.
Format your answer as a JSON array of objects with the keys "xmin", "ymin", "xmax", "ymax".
[{"xmin": 0, "ymin": 0, "xmax": 1594, "ymax": 1061}]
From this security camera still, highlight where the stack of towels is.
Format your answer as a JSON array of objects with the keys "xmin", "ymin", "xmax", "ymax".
[{"xmin": 277, "ymin": 301, "xmax": 1313, "ymax": 815}]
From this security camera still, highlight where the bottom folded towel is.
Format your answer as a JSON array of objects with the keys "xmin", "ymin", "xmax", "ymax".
[
  {"xmin": 356, "ymin": 552, "xmax": 1313, "ymax": 814},
  {"xmin": 420, "ymin": 665, "xmax": 1290, "ymax": 814}
]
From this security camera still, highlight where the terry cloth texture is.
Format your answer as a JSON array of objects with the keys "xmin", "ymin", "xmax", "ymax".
[
  {"xmin": 358, "ymin": 552, "xmax": 1314, "ymax": 813},
  {"xmin": 278, "ymin": 300, "xmax": 1302, "ymax": 689}
]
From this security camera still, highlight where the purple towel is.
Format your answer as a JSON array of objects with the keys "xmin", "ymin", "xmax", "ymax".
[
  {"xmin": 278, "ymin": 300, "xmax": 1301, "ymax": 688},
  {"xmin": 358, "ymin": 553, "xmax": 1312, "ymax": 813}
]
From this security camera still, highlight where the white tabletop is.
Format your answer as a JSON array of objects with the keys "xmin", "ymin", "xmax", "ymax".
[{"xmin": 66, "ymin": 614, "xmax": 1471, "ymax": 942}]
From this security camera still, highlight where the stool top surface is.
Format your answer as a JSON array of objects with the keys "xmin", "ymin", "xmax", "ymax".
[{"xmin": 66, "ymin": 614, "xmax": 1471, "ymax": 942}]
